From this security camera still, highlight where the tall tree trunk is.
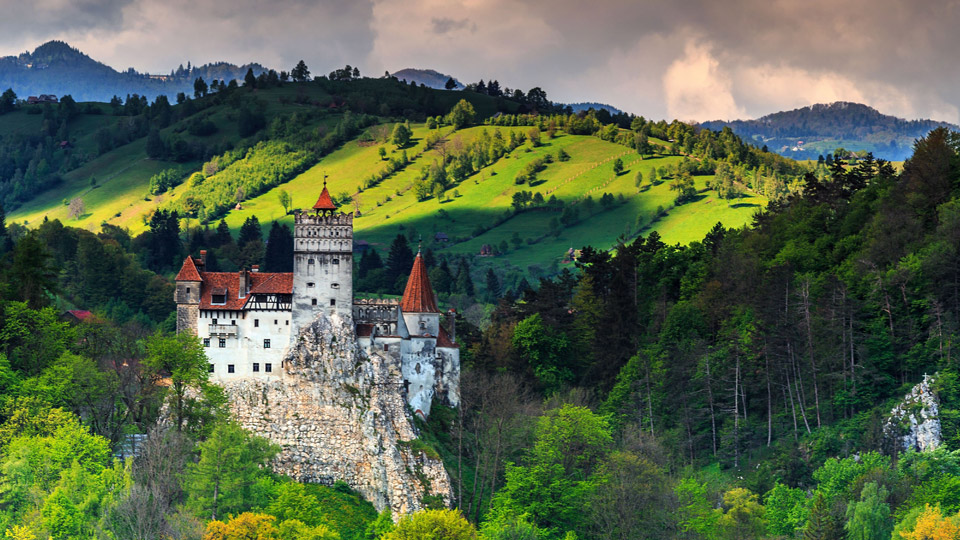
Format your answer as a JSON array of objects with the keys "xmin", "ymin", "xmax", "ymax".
[
  {"xmin": 733, "ymin": 353, "xmax": 741, "ymax": 469},
  {"xmin": 765, "ymin": 346, "xmax": 773, "ymax": 446},
  {"xmin": 790, "ymin": 342, "xmax": 812, "ymax": 434},
  {"xmin": 800, "ymin": 279, "xmax": 822, "ymax": 427},
  {"xmin": 705, "ymin": 356, "xmax": 718, "ymax": 456}
]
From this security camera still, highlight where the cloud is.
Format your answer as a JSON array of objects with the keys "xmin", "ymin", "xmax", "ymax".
[
  {"xmin": 663, "ymin": 41, "xmax": 744, "ymax": 121},
  {"xmin": 5, "ymin": 0, "xmax": 960, "ymax": 122},
  {"xmin": 430, "ymin": 17, "xmax": 474, "ymax": 35}
]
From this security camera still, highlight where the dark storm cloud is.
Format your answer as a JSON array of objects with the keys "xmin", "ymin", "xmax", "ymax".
[
  {"xmin": 0, "ymin": 0, "xmax": 134, "ymax": 45},
  {"xmin": 5, "ymin": 0, "xmax": 960, "ymax": 121}
]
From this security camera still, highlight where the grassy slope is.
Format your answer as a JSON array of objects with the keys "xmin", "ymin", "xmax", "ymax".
[{"xmin": 6, "ymin": 84, "xmax": 768, "ymax": 280}]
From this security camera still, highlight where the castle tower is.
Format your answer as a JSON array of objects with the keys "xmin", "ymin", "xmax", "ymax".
[
  {"xmin": 399, "ymin": 247, "xmax": 440, "ymax": 336},
  {"xmin": 174, "ymin": 252, "xmax": 203, "ymax": 333},
  {"xmin": 292, "ymin": 180, "xmax": 354, "ymax": 334}
]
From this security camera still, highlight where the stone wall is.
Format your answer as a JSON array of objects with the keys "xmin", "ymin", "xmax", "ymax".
[{"xmin": 221, "ymin": 312, "xmax": 453, "ymax": 516}]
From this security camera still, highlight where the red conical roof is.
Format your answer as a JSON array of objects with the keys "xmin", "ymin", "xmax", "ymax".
[
  {"xmin": 175, "ymin": 256, "xmax": 202, "ymax": 281},
  {"xmin": 313, "ymin": 181, "xmax": 337, "ymax": 211},
  {"xmin": 400, "ymin": 251, "xmax": 439, "ymax": 313}
]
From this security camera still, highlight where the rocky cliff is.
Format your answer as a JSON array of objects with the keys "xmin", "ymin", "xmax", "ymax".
[
  {"xmin": 220, "ymin": 312, "xmax": 453, "ymax": 516},
  {"xmin": 884, "ymin": 374, "xmax": 942, "ymax": 453}
]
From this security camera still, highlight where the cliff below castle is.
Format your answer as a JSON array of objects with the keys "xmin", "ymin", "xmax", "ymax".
[{"xmin": 220, "ymin": 313, "xmax": 453, "ymax": 515}]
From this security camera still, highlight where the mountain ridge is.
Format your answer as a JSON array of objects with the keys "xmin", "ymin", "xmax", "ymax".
[{"xmin": 700, "ymin": 101, "xmax": 958, "ymax": 160}]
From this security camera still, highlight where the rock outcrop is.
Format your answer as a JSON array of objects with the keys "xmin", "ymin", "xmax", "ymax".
[
  {"xmin": 884, "ymin": 374, "xmax": 942, "ymax": 453},
  {"xmin": 221, "ymin": 312, "xmax": 453, "ymax": 516}
]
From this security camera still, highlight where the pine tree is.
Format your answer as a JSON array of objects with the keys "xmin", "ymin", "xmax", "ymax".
[
  {"xmin": 237, "ymin": 216, "xmax": 262, "ymax": 248},
  {"xmin": 385, "ymin": 234, "xmax": 414, "ymax": 289},
  {"xmin": 358, "ymin": 249, "xmax": 384, "ymax": 279},
  {"xmin": 484, "ymin": 268, "xmax": 501, "ymax": 302},
  {"xmin": 804, "ymin": 493, "xmax": 844, "ymax": 540},
  {"xmin": 455, "ymin": 260, "xmax": 474, "ymax": 296},
  {"xmin": 262, "ymin": 221, "xmax": 293, "ymax": 272},
  {"xmin": 215, "ymin": 219, "xmax": 233, "ymax": 247}
]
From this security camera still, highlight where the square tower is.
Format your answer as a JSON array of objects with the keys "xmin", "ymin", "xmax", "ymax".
[{"xmin": 292, "ymin": 181, "xmax": 354, "ymax": 335}]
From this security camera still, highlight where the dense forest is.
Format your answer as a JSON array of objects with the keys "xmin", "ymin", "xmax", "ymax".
[{"xmin": 0, "ymin": 62, "xmax": 958, "ymax": 538}]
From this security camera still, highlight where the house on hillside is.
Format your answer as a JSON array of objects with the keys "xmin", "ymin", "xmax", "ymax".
[
  {"xmin": 434, "ymin": 232, "xmax": 449, "ymax": 243},
  {"xmin": 61, "ymin": 310, "xmax": 94, "ymax": 324}
]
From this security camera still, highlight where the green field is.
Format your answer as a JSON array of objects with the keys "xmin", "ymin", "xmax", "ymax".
[{"xmin": 6, "ymin": 83, "xmax": 769, "ymax": 283}]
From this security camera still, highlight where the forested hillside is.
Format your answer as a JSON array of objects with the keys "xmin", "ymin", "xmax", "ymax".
[{"xmin": 701, "ymin": 101, "xmax": 957, "ymax": 161}]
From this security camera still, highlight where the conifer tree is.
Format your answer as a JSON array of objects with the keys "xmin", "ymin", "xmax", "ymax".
[{"xmin": 386, "ymin": 234, "xmax": 414, "ymax": 290}]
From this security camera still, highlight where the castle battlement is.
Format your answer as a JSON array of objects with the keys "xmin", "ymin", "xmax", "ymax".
[{"xmin": 295, "ymin": 212, "xmax": 354, "ymax": 226}]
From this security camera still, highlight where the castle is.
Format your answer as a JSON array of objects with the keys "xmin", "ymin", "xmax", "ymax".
[{"xmin": 174, "ymin": 182, "xmax": 459, "ymax": 417}]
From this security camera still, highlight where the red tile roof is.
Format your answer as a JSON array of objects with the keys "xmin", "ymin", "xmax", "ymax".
[
  {"xmin": 400, "ymin": 252, "xmax": 439, "ymax": 313},
  {"xmin": 437, "ymin": 325, "xmax": 458, "ymax": 348},
  {"xmin": 175, "ymin": 256, "xmax": 202, "ymax": 281},
  {"xmin": 198, "ymin": 271, "xmax": 293, "ymax": 310},
  {"xmin": 313, "ymin": 184, "xmax": 337, "ymax": 211},
  {"xmin": 65, "ymin": 309, "xmax": 94, "ymax": 321}
]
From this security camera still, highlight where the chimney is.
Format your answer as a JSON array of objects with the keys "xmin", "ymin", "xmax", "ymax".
[
  {"xmin": 447, "ymin": 309, "xmax": 456, "ymax": 343},
  {"xmin": 238, "ymin": 269, "xmax": 247, "ymax": 298},
  {"xmin": 251, "ymin": 265, "xmax": 259, "ymax": 273},
  {"xmin": 199, "ymin": 250, "xmax": 207, "ymax": 268}
]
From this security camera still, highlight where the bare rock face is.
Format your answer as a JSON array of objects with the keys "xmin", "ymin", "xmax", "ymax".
[
  {"xmin": 221, "ymin": 312, "xmax": 453, "ymax": 516},
  {"xmin": 884, "ymin": 374, "xmax": 942, "ymax": 453}
]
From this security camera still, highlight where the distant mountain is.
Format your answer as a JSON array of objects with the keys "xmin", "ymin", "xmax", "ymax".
[
  {"xmin": 390, "ymin": 68, "xmax": 463, "ymax": 90},
  {"xmin": 565, "ymin": 102, "xmax": 623, "ymax": 115},
  {"xmin": 700, "ymin": 102, "xmax": 958, "ymax": 161},
  {"xmin": 0, "ymin": 40, "xmax": 268, "ymax": 102}
]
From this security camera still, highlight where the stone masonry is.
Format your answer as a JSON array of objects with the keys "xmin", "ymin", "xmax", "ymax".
[{"xmin": 221, "ymin": 312, "xmax": 453, "ymax": 515}]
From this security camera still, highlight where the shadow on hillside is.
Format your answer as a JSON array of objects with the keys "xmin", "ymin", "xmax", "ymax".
[{"xmin": 730, "ymin": 202, "xmax": 760, "ymax": 209}]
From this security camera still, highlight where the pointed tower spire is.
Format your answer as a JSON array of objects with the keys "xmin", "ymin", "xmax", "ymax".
[
  {"xmin": 312, "ymin": 174, "xmax": 337, "ymax": 214},
  {"xmin": 400, "ymin": 250, "xmax": 439, "ymax": 313}
]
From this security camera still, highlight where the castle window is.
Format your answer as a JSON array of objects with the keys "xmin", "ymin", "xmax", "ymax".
[
  {"xmin": 308, "ymin": 258, "xmax": 315, "ymax": 264},
  {"xmin": 330, "ymin": 299, "xmax": 336, "ymax": 306},
  {"xmin": 274, "ymin": 319, "xmax": 278, "ymax": 325},
  {"xmin": 331, "ymin": 283, "xmax": 339, "ymax": 289},
  {"xmin": 307, "ymin": 282, "xmax": 315, "ymax": 288},
  {"xmin": 228, "ymin": 364, "xmax": 235, "ymax": 374},
  {"xmin": 208, "ymin": 363, "xmax": 214, "ymax": 373},
  {"xmin": 333, "ymin": 258, "xmax": 339, "ymax": 264},
  {"xmin": 253, "ymin": 363, "xmax": 260, "ymax": 372},
  {"xmin": 264, "ymin": 339, "xmax": 271, "ymax": 349},
  {"xmin": 231, "ymin": 320, "xmax": 235, "ymax": 325},
  {"xmin": 311, "ymin": 298, "xmax": 318, "ymax": 306},
  {"xmin": 186, "ymin": 287, "xmax": 191, "ymax": 294},
  {"xmin": 219, "ymin": 338, "xmax": 226, "ymax": 348},
  {"xmin": 212, "ymin": 318, "xmax": 218, "ymax": 325},
  {"xmin": 383, "ymin": 344, "xmax": 389, "ymax": 351},
  {"xmin": 265, "ymin": 363, "xmax": 273, "ymax": 373},
  {"xmin": 203, "ymin": 338, "xmax": 210, "ymax": 347}
]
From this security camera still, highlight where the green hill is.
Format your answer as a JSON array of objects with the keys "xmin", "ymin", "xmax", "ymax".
[{"xmin": 1, "ymin": 78, "xmax": 805, "ymax": 287}]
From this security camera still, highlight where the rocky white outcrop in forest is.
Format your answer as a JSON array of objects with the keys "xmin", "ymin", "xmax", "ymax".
[{"xmin": 884, "ymin": 374, "xmax": 942, "ymax": 454}]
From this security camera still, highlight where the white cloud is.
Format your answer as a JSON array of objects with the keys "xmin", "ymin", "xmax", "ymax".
[{"xmin": 663, "ymin": 41, "xmax": 744, "ymax": 121}]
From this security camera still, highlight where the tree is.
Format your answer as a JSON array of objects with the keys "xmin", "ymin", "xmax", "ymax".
[
  {"xmin": 445, "ymin": 77, "xmax": 457, "ymax": 90},
  {"xmin": 6, "ymin": 234, "xmax": 59, "ymax": 309},
  {"xmin": 488, "ymin": 405, "xmax": 611, "ymax": 537},
  {"xmin": 613, "ymin": 158, "xmax": 624, "ymax": 176},
  {"xmin": 243, "ymin": 68, "xmax": 256, "ymax": 88},
  {"xmin": 844, "ymin": 483, "xmax": 892, "ymax": 540},
  {"xmin": 194, "ymin": 77, "xmax": 208, "ymax": 98},
  {"xmin": 67, "ymin": 197, "xmax": 85, "ymax": 219},
  {"xmin": 717, "ymin": 488, "xmax": 766, "ymax": 540},
  {"xmin": 292, "ymin": 60, "xmax": 310, "ymax": 82},
  {"xmin": 0, "ymin": 88, "xmax": 17, "ymax": 114},
  {"xmin": 383, "ymin": 509, "xmax": 477, "ymax": 540},
  {"xmin": 634, "ymin": 170, "xmax": 643, "ymax": 190},
  {"xmin": 238, "ymin": 215, "xmax": 263, "ymax": 248},
  {"xmin": 203, "ymin": 512, "xmax": 279, "ymax": 540},
  {"xmin": 263, "ymin": 221, "xmax": 294, "ymax": 272},
  {"xmin": 898, "ymin": 505, "xmax": 960, "ymax": 540},
  {"xmin": 385, "ymin": 234, "xmax": 414, "ymax": 290},
  {"xmin": 803, "ymin": 492, "xmax": 843, "ymax": 540},
  {"xmin": 278, "ymin": 189, "xmax": 292, "ymax": 214},
  {"xmin": 144, "ymin": 332, "xmax": 209, "ymax": 432},
  {"xmin": 391, "ymin": 122, "xmax": 412, "ymax": 148},
  {"xmin": 186, "ymin": 423, "xmax": 279, "ymax": 520},
  {"xmin": 447, "ymin": 99, "xmax": 476, "ymax": 130}
]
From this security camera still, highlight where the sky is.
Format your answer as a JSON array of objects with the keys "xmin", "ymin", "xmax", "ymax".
[{"xmin": 3, "ymin": 0, "xmax": 960, "ymax": 123}]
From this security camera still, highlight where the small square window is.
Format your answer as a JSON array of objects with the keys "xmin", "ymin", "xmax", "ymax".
[
  {"xmin": 228, "ymin": 364, "xmax": 235, "ymax": 374},
  {"xmin": 203, "ymin": 338, "xmax": 210, "ymax": 347},
  {"xmin": 253, "ymin": 363, "xmax": 260, "ymax": 372},
  {"xmin": 312, "ymin": 298, "xmax": 318, "ymax": 306},
  {"xmin": 330, "ymin": 299, "xmax": 336, "ymax": 306},
  {"xmin": 186, "ymin": 287, "xmax": 191, "ymax": 294},
  {"xmin": 254, "ymin": 319, "xmax": 259, "ymax": 328},
  {"xmin": 307, "ymin": 282, "xmax": 315, "ymax": 287},
  {"xmin": 219, "ymin": 338, "xmax": 226, "ymax": 348},
  {"xmin": 274, "ymin": 319, "xmax": 278, "ymax": 325},
  {"xmin": 231, "ymin": 320, "xmax": 235, "ymax": 325},
  {"xmin": 264, "ymin": 339, "xmax": 271, "ymax": 349},
  {"xmin": 265, "ymin": 363, "xmax": 272, "ymax": 373},
  {"xmin": 308, "ymin": 258, "xmax": 315, "ymax": 264},
  {"xmin": 212, "ymin": 318, "xmax": 218, "ymax": 325},
  {"xmin": 208, "ymin": 363, "xmax": 214, "ymax": 373},
  {"xmin": 383, "ymin": 344, "xmax": 389, "ymax": 351},
  {"xmin": 332, "ymin": 258, "xmax": 339, "ymax": 264}
]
